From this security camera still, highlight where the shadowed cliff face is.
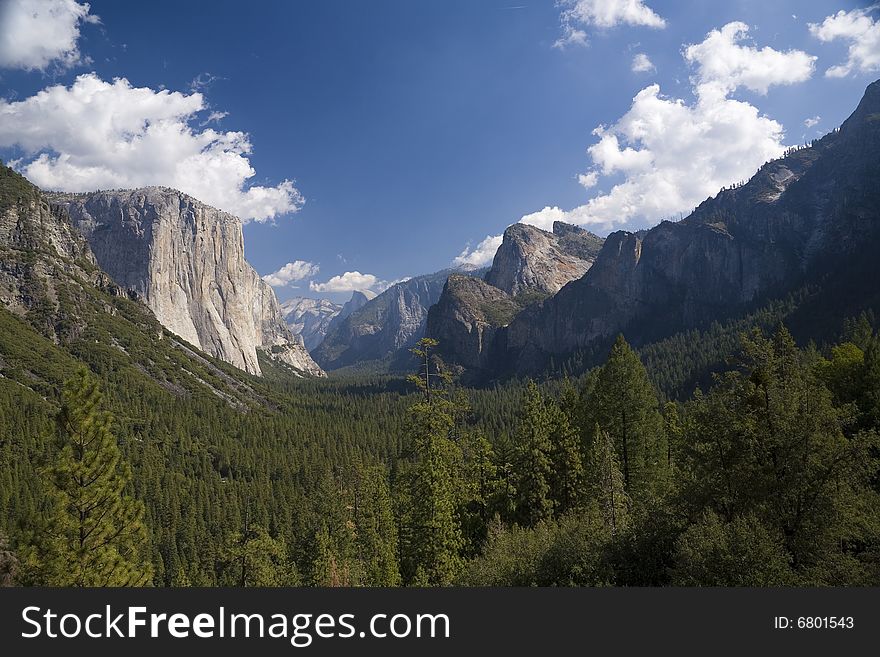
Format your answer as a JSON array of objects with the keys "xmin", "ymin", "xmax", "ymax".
[
  {"xmin": 426, "ymin": 222, "xmax": 604, "ymax": 375},
  {"xmin": 495, "ymin": 79, "xmax": 880, "ymax": 377},
  {"xmin": 313, "ymin": 271, "xmax": 452, "ymax": 371},
  {"xmin": 49, "ymin": 188, "xmax": 324, "ymax": 377}
]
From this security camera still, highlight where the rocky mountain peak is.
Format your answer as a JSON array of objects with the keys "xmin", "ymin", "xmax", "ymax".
[
  {"xmin": 484, "ymin": 221, "xmax": 604, "ymax": 296},
  {"xmin": 48, "ymin": 187, "xmax": 324, "ymax": 377},
  {"xmin": 281, "ymin": 296, "xmax": 342, "ymax": 352}
]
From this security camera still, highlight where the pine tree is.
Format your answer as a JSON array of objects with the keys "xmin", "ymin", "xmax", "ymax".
[
  {"xmin": 399, "ymin": 338, "xmax": 464, "ymax": 586},
  {"xmin": 514, "ymin": 381, "xmax": 553, "ymax": 526},
  {"xmin": 37, "ymin": 368, "xmax": 152, "ymax": 586},
  {"xmin": 586, "ymin": 426, "xmax": 629, "ymax": 535},
  {"xmin": 588, "ymin": 335, "xmax": 667, "ymax": 501},
  {"xmin": 547, "ymin": 401, "xmax": 584, "ymax": 516},
  {"xmin": 352, "ymin": 463, "xmax": 400, "ymax": 586},
  {"xmin": 0, "ymin": 532, "xmax": 17, "ymax": 586},
  {"xmin": 221, "ymin": 520, "xmax": 297, "ymax": 587},
  {"xmin": 681, "ymin": 327, "xmax": 880, "ymax": 581}
]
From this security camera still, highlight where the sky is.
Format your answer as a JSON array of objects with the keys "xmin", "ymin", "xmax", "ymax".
[{"xmin": 0, "ymin": 0, "xmax": 878, "ymax": 303}]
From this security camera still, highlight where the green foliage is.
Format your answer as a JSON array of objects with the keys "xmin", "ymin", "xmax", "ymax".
[
  {"xmin": 462, "ymin": 510, "xmax": 613, "ymax": 586},
  {"xmin": 219, "ymin": 522, "xmax": 298, "ymax": 587},
  {"xmin": 25, "ymin": 368, "xmax": 152, "ymax": 586},
  {"xmin": 587, "ymin": 335, "xmax": 668, "ymax": 501},
  {"xmin": 398, "ymin": 338, "xmax": 465, "ymax": 585},
  {"xmin": 0, "ymin": 532, "xmax": 18, "ymax": 586},
  {"xmin": 670, "ymin": 511, "xmax": 794, "ymax": 586},
  {"xmin": 3, "ymin": 267, "xmax": 880, "ymax": 587}
]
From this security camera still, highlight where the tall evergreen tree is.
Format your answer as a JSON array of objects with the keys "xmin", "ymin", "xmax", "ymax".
[
  {"xmin": 681, "ymin": 327, "xmax": 880, "ymax": 581},
  {"xmin": 547, "ymin": 402, "xmax": 584, "ymax": 516},
  {"xmin": 36, "ymin": 368, "xmax": 152, "ymax": 586},
  {"xmin": 220, "ymin": 521, "xmax": 297, "ymax": 587},
  {"xmin": 0, "ymin": 532, "xmax": 17, "ymax": 586},
  {"xmin": 588, "ymin": 335, "xmax": 667, "ymax": 501},
  {"xmin": 351, "ymin": 463, "xmax": 401, "ymax": 586},
  {"xmin": 399, "ymin": 338, "xmax": 464, "ymax": 586},
  {"xmin": 514, "ymin": 381, "xmax": 553, "ymax": 526},
  {"xmin": 586, "ymin": 426, "xmax": 629, "ymax": 535}
]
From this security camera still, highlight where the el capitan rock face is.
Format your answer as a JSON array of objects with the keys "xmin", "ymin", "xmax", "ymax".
[{"xmin": 49, "ymin": 188, "xmax": 324, "ymax": 377}]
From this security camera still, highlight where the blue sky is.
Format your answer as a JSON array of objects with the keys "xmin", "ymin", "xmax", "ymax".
[{"xmin": 0, "ymin": 1, "xmax": 878, "ymax": 303}]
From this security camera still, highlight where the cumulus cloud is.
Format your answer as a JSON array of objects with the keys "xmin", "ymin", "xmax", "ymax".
[
  {"xmin": 309, "ymin": 271, "xmax": 389, "ymax": 294},
  {"xmin": 0, "ymin": 0, "xmax": 99, "ymax": 71},
  {"xmin": 0, "ymin": 73, "xmax": 302, "ymax": 222},
  {"xmin": 519, "ymin": 206, "xmax": 569, "ymax": 231},
  {"xmin": 684, "ymin": 22, "xmax": 816, "ymax": 98},
  {"xmin": 516, "ymin": 22, "xmax": 815, "ymax": 230},
  {"xmin": 262, "ymin": 260, "xmax": 320, "ymax": 287},
  {"xmin": 809, "ymin": 7, "xmax": 880, "ymax": 78},
  {"xmin": 555, "ymin": 0, "xmax": 665, "ymax": 48},
  {"xmin": 452, "ymin": 234, "xmax": 504, "ymax": 268},
  {"xmin": 631, "ymin": 52, "xmax": 655, "ymax": 72},
  {"xmin": 804, "ymin": 115, "xmax": 821, "ymax": 128}
]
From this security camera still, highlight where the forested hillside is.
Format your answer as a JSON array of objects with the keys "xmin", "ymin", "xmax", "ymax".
[{"xmin": 2, "ymin": 306, "xmax": 879, "ymax": 585}]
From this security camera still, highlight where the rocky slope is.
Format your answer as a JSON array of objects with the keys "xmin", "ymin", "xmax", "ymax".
[
  {"xmin": 0, "ymin": 164, "xmax": 278, "ymax": 407},
  {"xmin": 281, "ymin": 297, "xmax": 342, "ymax": 351},
  {"xmin": 313, "ymin": 270, "xmax": 456, "ymax": 371},
  {"xmin": 425, "ymin": 274, "xmax": 518, "ymax": 374},
  {"xmin": 426, "ymin": 222, "xmax": 603, "ymax": 375},
  {"xmin": 48, "ymin": 188, "xmax": 324, "ymax": 377},
  {"xmin": 492, "ymin": 79, "xmax": 880, "ymax": 377},
  {"xmin": 485, "ymin": 221, "xmax": 603, "ymax": 296}
]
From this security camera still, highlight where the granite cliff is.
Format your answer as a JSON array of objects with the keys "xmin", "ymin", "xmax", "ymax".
[{"xmin": 48, "ymin": 188, "xmax": 324, "ymax": 377}]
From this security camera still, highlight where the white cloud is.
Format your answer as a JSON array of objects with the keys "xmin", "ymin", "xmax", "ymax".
[
  {"xmin": 519, "ymin": 206, "xmax": 569, "ymax": 231},
  {"xmin": 0, "ymin": 73, "xmax": 302, "ymax": 222},
  {"xmin": 452, "ymin": 234, "xmax": 503, "ymax": 268},
  {"xmin": 262, "ymin": 260, "xmax": 319, "ymax": 287},
  {"xmin": 809, "ymin": 8, "xmax": 880, "ymax": 78},
  {"xmin": 631, "ymin": 52, "xmax": 655, "ymax": 72},
  {"xmin": 518, "ymin": 22, "xmax": 812, "ymax": 229},
  {"xmin": 555, "ymin": 0, "xmax": 665, "ymax": 48},
  {"xmin": 0, "ymin": 0, "xmax": 98, "ymax": 71},
  {"xmin": 684, "ymin": 22, "xmax": 816, "ymax": 99},
  {"xmin": 804, "ymin": 115, "xmax": 820, "ymax": 128},
  {"xmin": 578, "ymin": 171, "xmax": 599, "ymax": 188},
  {"xmin": 310, "ymin": 271, "xmax": 385, "ymax": 294}
]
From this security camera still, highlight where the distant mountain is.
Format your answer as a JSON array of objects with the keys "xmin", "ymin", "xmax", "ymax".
[
  {"xmin": 483, "ymin": 78, "xmax": 880, "ymax": 379},
  {"xmin": 47, "ymin": 188, "xmax": 323, "ymax": 377},
  {"xmin": 313, "ymin": 269, "xmax": 471, "ymax": 371},
  {"xmin": 333, "ymin": 289, "xmax": 376, "ymax": 325},
  {"xmin": 281, "ymin": 297, "xmax": 342, "ymax": 351},
  {"xmin": 426, "ymin": 222, "xmax": 603, "ymax": 378}
]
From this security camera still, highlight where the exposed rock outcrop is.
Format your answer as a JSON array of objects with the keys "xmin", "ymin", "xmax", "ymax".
[
  {"xmin": 484, "ymin": 221, "xmax": 603, "ymax": 296},
  {"xmin": 281, "ymin": 297, "xmax": 342, "ymax": 351},
  {"xmin": 48, "ymin": 187, "xmax": 324, "ymax": 377},
  {"xmin": 426, "ymin": 274, "xmax": 517, "ymax": 375},
  {"xmin": 426, "ymin": 222, "xmax": 604, "ymax": 373}
]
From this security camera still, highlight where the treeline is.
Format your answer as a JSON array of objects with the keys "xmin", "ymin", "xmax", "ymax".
[{"xmin": 2, "ymin": 317, "xmax": 880, "ymax": 586}]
